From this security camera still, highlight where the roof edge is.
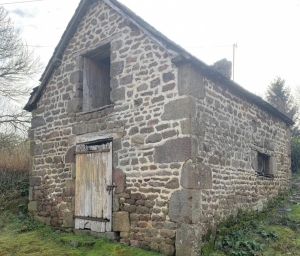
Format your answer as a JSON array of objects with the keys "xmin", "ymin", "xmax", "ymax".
[
  {"xmin": 24, "ymin": 0, "xmax": 295, "ymax": 126},
  {"xmin": 172, "ymin": 55, "xmax": 294, "ymax": 126},
  {"xmin": 24, "ymin": 0, "xmax": 96, "ymax": 111}
]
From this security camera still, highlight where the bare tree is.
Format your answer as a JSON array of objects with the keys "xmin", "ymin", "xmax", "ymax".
[
  {"xmin": 0, "ymin": 6, "xmax": 42, "ymax": 133},
  {"xmin": 0, "ymin": 97, "xmax": 30, "ymax": 133}
]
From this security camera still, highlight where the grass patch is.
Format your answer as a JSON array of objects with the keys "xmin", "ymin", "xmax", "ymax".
[
  {"xmin": 0, "ymin": 210, "xmax": 162, "ymax": 256},
  {"xmin": 263, "ymin": 226, "xmax": 300, "ymax": 255},
  {"xmin": 207, "ymin": 194, "xmax": 300, "ymax": 256},
  {"xmin": 287, "ymin": 204, "xmax": 300, "ymax": 223},
  {"xmin": 0, "ymin": 229, "xmax": 162, "ymax": 256},
  {"xmin": 0, "ymin": 187, "xmax": 162, "ymax": 256}
]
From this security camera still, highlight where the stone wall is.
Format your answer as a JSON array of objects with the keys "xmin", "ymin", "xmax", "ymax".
[
  {"xmin": 171, "ymin": 63, "xmax": 291, "ymax": 255},
  {"xmin": 28, "ymin": 1, "xmax": 187, "ymax": 255},
  {"xmin": 27, "ymin": 1, "xmax": 291, "ymax": 256}
]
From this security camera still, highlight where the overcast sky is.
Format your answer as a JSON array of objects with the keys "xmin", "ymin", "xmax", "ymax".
[{"xmin": 2, "ymin": 0, "xmax": 300, "ymax": 96}]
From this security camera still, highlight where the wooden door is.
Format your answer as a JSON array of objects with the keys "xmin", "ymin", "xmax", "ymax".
[{"xmin": 75, "ymin": 142, "xmax": 112, "ymax": 232}]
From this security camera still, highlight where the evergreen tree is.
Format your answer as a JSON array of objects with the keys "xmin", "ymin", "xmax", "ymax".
[
  {"xmin": 265, "ymin": 77, "xmax": 300, "ymax": 172},
  {"xmin": 265, "ymin": 77, "xmax": 297, "ymax": 120}
]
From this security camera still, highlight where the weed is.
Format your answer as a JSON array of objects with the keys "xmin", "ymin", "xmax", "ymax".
[
  {"xmin": 266, "ymin": 207, "xmax": 300, "ymax": 231},
  {"xmin": 202, "ymin": 229, "xmax": 212, "ymax": 242},
  {"xmin": 215, "ymin": 228, "xmax": 265, "ymax": 256},
  {"xmin": 213, "ymin": 195, "xmax": 292, "ymax": 256},
  {"xmin": 201, "ymin": 242, "xmax": 214, "ymax": 255}
]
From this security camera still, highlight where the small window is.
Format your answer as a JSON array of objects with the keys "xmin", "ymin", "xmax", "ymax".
[
  {"xmin": 82, "ymin": 44, "xmax": 111, "ymax": 112},
  {"xmin": 251, "ymin": 120, "xmax": 257, "ymax": 132},
  {"xmin": 257, "ymin": 152, "xmax": 270, "ymax": 176},
  {"xmin": 251, "ymin": 150, "xmax": 276, "ymax": 178}
]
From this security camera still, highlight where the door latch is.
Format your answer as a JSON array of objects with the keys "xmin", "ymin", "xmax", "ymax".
[{"xmin": 106, "ymin": 184, "xmax": 117, "ymax": 194}]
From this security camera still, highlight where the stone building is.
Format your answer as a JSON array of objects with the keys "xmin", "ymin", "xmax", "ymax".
[{"xmin": 24, "ymin": 0, "xmax": 294, "ymax": 255}]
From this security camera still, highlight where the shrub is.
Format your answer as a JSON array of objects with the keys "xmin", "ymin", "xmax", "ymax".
[
  {"xmin": 0, "ymin": 133, "xmax": 30, "ymax": 193},
  {"xmin": 291, "ymin": 135, "xmax": 300, "ymax": 173}
]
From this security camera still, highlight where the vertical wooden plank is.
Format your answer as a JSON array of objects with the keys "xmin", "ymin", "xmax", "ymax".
[
  {"xmin": 75, "ymin": 155, "xmax": 80, "ymax": 218},
  {"xmin": 83, "ymin": 58, "xmax": 111, "ymax": 111},
  {"xmin": 97, "ymin": 150, "xmax": 104, "ymax": 218},
  {"xmin": 91, "ymin": 220, "xmax": 96, "ymax": 232},
  {"xmin": 91, "ymin": 152, "xmax": 96, "ymax": 218},
  {"xmin": 104, "ymin": 142, "xmax": 112, "ymax": 231},
  {"xmin": 100, "ymin": 222, "xmax": 106, "ymax": 232},
  {"xmin": 99, "ymin": 145, "xmax": 107, "ymax": 221},
  {"xmin": 82, "ymin": 58, "xmax": 90, "ymax": 112},
  {"xmin": 82, "ymin": 154, "xmax": 87, "ymax": 217},
  {"xmin": 91, "ymin": 149, "xmax": 103, "ymax": 218},
  {"xmin": 85, "ymin": 154, "xmax": 92, "ymax": 217},
  {"xmin": 92, "ymin": 221, "xmax": 106, "ymax": 232},
  {"xmin": 101, "ymin": 144, "xmax": 108, "ymax": 220},
  {"xmin": 76, "ymin": 152, "xmax": 92, "ymax": 219},
  {"xmin": 75, "ymin": 219, "xmax": 80, "ymax": 229},
  {"xmin": 98, "ymin": 63, "xmax": 111, "ymax": 107},
  {"xmin": 75, "ymin": 219, "xmax": 86, "ymax": 230},
  {"xmin": 79, "ymin": 154, "xmax": 84, "ymax": 218},
  {"xmin": 81, "ymin": 220, "xmax": 86, "ymax": 229},
  {"xmin": 108, "ymin": 141, "xmax": 113, "ymax": 231},
  {"xmin": 99, "ymin": 145, "xmax": 104, "ymax": 219},
  {"xmin": 75, "ymin": 154, "xmax": 85, "ymax": 217}
]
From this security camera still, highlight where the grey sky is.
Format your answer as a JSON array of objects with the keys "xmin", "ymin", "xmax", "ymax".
[{"xmin": 3, "ymin": 0, "xmax": 300, "ymax": 96}]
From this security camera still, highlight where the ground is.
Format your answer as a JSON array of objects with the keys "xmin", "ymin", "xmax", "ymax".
[
  {"xmin": 202, "ymin": 174, "xmax": 300, "ymax": 256},
  {"xmin": 2, "ymin": 177, "xmax": 300, "ymax": 255},
  {"xmin": 0, "ymin": 179, "xmax": 162, "ymax": 256}
]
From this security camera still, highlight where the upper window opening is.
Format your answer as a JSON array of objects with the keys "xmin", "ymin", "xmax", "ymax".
[
  {"xmin": 82, "ymin": 44, "xmax": 111, "ymax": 112},
  {"xmin": 251, "ymin": 120, "xmax": 257, "ymax": 132},
  {"xmin": 257, "ymin": 152, "xmax": 270, "ymax": 176}
]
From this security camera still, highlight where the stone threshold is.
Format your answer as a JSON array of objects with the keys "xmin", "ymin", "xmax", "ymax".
[{"xmin": 74, "ymin": 229, "xmax": 119, "ymax": 241}]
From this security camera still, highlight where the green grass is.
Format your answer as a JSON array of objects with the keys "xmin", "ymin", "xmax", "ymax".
[
  {"xmin": 262, "ymin": 225, "xmax": 300, "ymax": 255},
  {"xmin": 0, "ymin": 211, "xmax": 162, "ymax": 256},
  {"xmin": 0, "ymin": 186, "xmax": 162, "ymax": 256},
  {"xmin": 202, "ymin": 195, "xmax": 300, "ymax": 256},
  {"xmin": 0, "ymin": 229, "xmax": 162, "ymax": 256},
  {"xmin": 4, "ymin": 179, "xmax": 300, "ymax": 256},
  {"xmin": 287, "ymin": 204, "xmax": 300, "ymax": 222}
]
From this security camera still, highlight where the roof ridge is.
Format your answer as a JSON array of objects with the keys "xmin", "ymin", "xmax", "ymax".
[{"xmin": 23, "ymin": 0, "xmax": 295, "ymax": 126}]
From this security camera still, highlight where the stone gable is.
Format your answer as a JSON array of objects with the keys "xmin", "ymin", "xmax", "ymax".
[{"xmin": 26, "ymin": 1, "xmax": 292, "ymax": 255}]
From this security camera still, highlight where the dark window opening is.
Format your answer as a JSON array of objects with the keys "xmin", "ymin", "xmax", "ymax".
[
  {"xmin": 251, "ymin": 120, "xmax": 257, "ymax": 132},
  {"xmin": 257, "ymin": 152, "xmax": 273, "ymax": 178},
  {"xmin": 251, "ymin": 149, "xmax": 276, "ymax": 178},
  {"xmin": 82, "ymin": 45, "xmax": 111, "ymax": 112}
]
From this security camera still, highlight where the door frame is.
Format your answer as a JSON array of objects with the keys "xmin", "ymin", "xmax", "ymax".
[
  {"xmin": 75, "ymin": 141, "xmax": 113, "ymax": 232},
  {"xmin": 74, "ymin": 129, "xmax": 122, "ymax": 233}
]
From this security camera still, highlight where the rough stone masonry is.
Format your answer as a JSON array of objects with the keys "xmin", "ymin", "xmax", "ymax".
[{"xmin": 25, "ymin": 0, "xmax": 294, "ymax": 255}]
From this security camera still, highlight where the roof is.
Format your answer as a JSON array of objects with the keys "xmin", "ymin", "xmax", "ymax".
[{"xmin": 24, "ymin": 0, "xmax": 294, "ymax": 126}]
